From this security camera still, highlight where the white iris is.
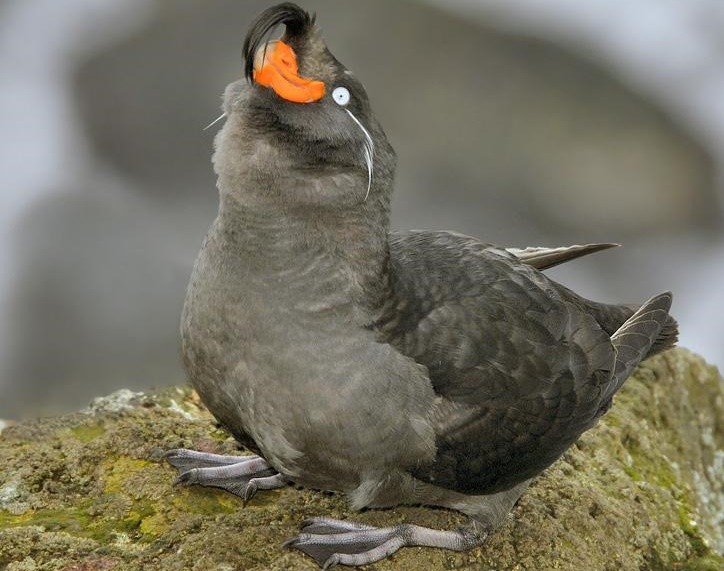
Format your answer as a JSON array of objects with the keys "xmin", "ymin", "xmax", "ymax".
[{"xmin": 332, "ymin": 86, "xmax": 350, "ymax": 106}]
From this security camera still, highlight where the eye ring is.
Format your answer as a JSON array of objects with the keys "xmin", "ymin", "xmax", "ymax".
[{"xmin": 332, "ymin": 86, "xmax": 350, "ymax": 106}]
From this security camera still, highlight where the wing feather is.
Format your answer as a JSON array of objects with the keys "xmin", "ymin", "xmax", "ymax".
[
  {"xmin": 380, "ymin": 231, "xmax": 621, "ymax": 493},
  {"xmin": 507, "ymin": 243, "xmax": 619, "ymax": 270}
]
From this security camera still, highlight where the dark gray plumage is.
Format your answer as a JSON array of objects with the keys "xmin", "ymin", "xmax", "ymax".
[{"xmin": 166, "ymin": 4, "xmax": 678, "ymax": 568}]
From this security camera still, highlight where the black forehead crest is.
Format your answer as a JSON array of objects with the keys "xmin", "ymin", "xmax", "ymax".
[{"xmin": 242, "ymin": 3, "xmax": 316, "ymax": 82}]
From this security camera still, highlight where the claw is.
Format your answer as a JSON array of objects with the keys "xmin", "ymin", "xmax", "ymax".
[
  {"xmin": 174, "ymin": 468, "xmax": 198, "ymax": 486},
  {"xmin": 243, "ymin": 479, "xmax": 258, "ymax": 502},
  {"xmin": 322, "ymin": 554, "xmax": 340, "ymax": 570},
  {"xmin": 173, "ymin": 474, "xmax": 188, "ymax": 487}
]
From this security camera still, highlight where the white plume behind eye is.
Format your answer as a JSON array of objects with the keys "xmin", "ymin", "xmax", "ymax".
[
  {"xmin": 345, "ymin": 109, "xmax": 374, "ymax": 201},
  {"xmin": 332, "ymin": 84, "xmax": 374, "ymax": 201},
  {"xmin": 332, "ymin": 86, "xmax": 350, "ymax": 106}
]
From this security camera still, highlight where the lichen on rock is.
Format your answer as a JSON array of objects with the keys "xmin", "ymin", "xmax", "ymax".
[{"xmin": 0, "ymin": 349, "xmax": 722, "ymax": 570}]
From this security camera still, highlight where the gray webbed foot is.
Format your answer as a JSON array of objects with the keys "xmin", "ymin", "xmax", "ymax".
[
  {"xmin": 165, "ymin": 448, "xmax": 286, "ymax": 501},
  {"xmin": 284, "ymin": 517, "xmax": 484, "ymax": 569}
]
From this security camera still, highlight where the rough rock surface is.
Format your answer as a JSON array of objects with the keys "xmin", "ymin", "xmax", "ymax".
[{"xmin": 0, "ymin": 348, "xmax": 722, "ymax": 571}]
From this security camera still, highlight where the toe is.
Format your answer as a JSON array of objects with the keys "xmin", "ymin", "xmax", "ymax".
[
  {"xmin": 284, "ymin": 527, "xmax": 403, "ymax": 568},
  {"xmin": 285, "ymin": 536, "xmax": 334, "ymax": 568},
  {"xmin": 301, "ymin": 517, "xmax": 376, "ymax": 534}
]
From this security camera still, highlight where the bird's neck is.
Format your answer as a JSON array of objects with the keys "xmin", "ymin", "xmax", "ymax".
[{"xmin": 215, "ymin": 192, "xmax": 393, "ymax": 319}]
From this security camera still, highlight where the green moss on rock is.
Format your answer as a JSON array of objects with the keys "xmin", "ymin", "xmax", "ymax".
[
  {"xmin": 0, "ymin": 348, "xmax": 721, "ymax": 570},
  {"xmin": 679, "ymin": 553, "xmax": 724, "ymax": 571},
  {"xmin": 70, "ymin": 424, "xmax": 106, "ymax": 443}
]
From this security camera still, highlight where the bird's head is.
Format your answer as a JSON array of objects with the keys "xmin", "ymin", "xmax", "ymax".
[{"xmin": 213, "ymin": 2, "xmax": 395, "ymax": 211}]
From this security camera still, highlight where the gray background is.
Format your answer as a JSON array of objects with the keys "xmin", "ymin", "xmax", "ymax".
[{"xmin": 1, "ymin": 0, "xmax": 722, "ymax": 419}]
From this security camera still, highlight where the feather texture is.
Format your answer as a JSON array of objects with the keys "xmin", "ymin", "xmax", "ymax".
[{"xmin": 507, "ymin": 243, "xmax": 619, "ymax": 270}]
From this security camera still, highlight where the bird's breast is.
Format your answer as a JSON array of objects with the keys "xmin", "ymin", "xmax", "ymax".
[{"xmin": 180, "ymin": 216, "xmax": 437, "ymax": 494}]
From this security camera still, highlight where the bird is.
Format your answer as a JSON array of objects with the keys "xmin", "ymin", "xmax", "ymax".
[{"xmin": 165, "ymin": 3, "xmax": 678, "ymax": 568}]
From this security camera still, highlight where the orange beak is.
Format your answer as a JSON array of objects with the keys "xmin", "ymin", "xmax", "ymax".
[{"xmin": 252, "ymin": 40, "xmax": 326, "ymax": 104}]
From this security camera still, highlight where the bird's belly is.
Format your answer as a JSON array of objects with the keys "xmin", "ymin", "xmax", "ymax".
[{"xmin": 182, "ymin": 315, "xmax": 380, "ymax": 492}]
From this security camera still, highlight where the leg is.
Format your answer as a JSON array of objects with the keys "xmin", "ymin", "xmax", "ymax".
[
  {"xmin": 165, "ymin": 448, "xmax": 287, "ymax": 500},
  {"xmin": 286, "ymin": 478, "xmax": 531, "ymax": 569}
]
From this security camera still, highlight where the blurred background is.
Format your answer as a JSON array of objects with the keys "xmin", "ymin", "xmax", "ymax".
[{"xmin": 1, "ymin": 0, "xmax": 722, "ymax": 419}]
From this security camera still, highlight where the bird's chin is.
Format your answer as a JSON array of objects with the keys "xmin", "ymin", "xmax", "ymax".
[{"xmin": 222, "ymin": 79, "xmax": 252, "ymax": 115}]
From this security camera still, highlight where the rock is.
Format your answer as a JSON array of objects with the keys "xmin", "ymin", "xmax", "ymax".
[{"xmin": 0, "ymin": 348, "xmax": 722, "ymax": 570}]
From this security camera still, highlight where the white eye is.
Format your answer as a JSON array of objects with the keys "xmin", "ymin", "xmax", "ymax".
[{"xmin": 332, "ymin": 86, "xmax": 350, "ymax": 106}]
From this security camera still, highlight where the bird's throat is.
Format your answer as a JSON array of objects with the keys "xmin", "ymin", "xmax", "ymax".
[{"xmin": 215, "ymin": 195, "xmax": 392, "ymax": 320}]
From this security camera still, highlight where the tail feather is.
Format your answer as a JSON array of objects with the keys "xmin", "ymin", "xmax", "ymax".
[
  {"xmin": 604, "ymin": 292, "xmax": 675, "ymax": 401},
  {"xmin": 648, "ymin": 313, "xmax": 678, "ymax": 357}
]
